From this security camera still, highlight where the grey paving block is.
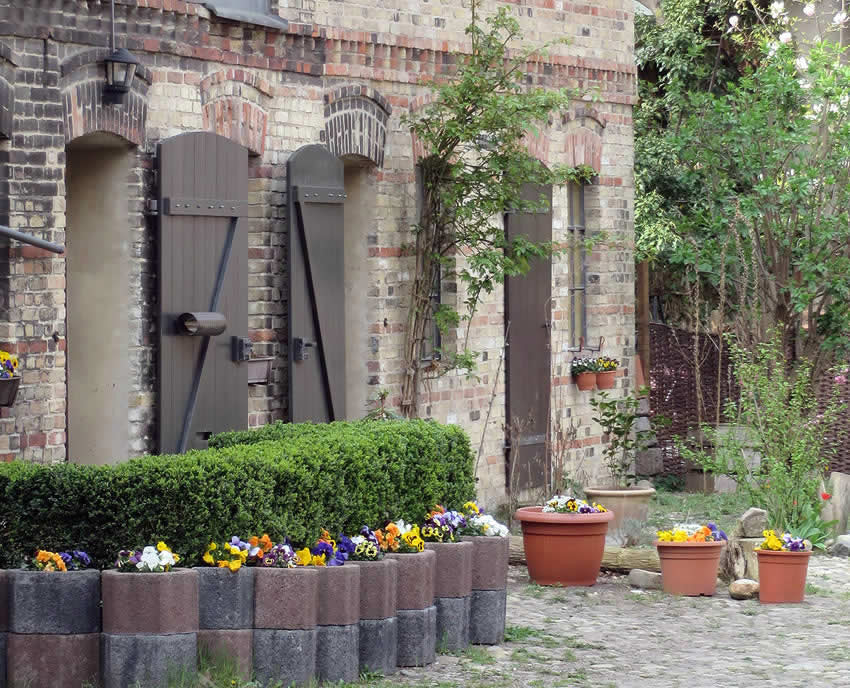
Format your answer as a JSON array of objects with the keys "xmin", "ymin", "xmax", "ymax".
[
  {"xmin": 101, "ymin": 632, "xmax": 197, "ymax": 688},
  {"xmin": 0, "ymin": 632, "xmax": 6, "ymax": 688},
  {"xmin": 359, "ymin": 616, "xmax": 397, "ymax": 676},
  {"xmin": 469, "ymin": 589, "xmax": 507, "ymax": 645},
  {"xmin": 9, "ymin": 570, "xmax": 101, "ymax": 634},
  {"xmin": 396, "ymin": 605, "xmax": 436, "ymax": 667},
  {"xmin": 196, "ymin": 567, "xmax": 254, "ymax": 630},
  {"xmin": 316, "ymin": 623, "xmax": 359, "ymax": 683},
  {"xmin": 253, "ymin": 628, "xmax": 316, "ymax": 687},
  {"xmin": 435, "ymin": 595, "xmax": 470, "ymax": 653}
]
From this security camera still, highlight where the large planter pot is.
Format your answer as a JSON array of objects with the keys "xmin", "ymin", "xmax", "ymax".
[
  {"xmin": 461, "ymin": 536, "xmax": 509, "ymax": 645},
  {"xmin": 583, "ymin": 486, "xmax": 655, "ymax": 540},
  {"xmin": 385, "ymin": 550, "xmax": 437, "ymax": 667},
  {"xmin": 757, "ymin": 550, "xmax": 812, "ymax": 604},
  {"xmin": 574, "ymin": 372, "xmax": 596, "ymax": 391},
  {"xmin": 655, "ymin": 540, "xmax": 725, "ymax": 596},
  {"xmin": 102, "ymin": 569, "xmax": 199, "ymax": 688},
  {"xmin": 252, "ymin": 567, "xmax": 318, "ymax": 687},
  {"xmin": 596, "ymin": 370, "xmax": 617, "ymax": 390},
  {"xmin": 314, "ymin": 565, "xmax": 360, "ymax": 684},
  {"xmin": 7, "ymin": 569, "xmax": 101, "ymax": 688},
  {"xmin": 355, "ymin": 559, "xmax": 398, "ymax": 676},
  {"xmin": 515, "ymin": 507, "xmax": 614, "ymax": 586},
  {"xmin": 196, "ymin": 567, "xmax": 254, "ymax": 679},
  {"xmin": 425, "ymin": 541, "xmax": 473, "ymax": 652}
]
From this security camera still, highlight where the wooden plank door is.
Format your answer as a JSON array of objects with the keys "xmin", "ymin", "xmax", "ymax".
[
  {"xmin": 287, "ymin": 144, "xmax": 346, "ymax": 422},
  {"xmin": 505, "ymin": 183, "xmax": 553, "ymax": 490},
  {"xmin": 157, "ymin": 131, "xmax": 249, "ymax": 453}
]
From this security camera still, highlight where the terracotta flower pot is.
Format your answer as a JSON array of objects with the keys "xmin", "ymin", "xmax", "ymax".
[
  {"xmin": 583, "ymin": 486, "xmax": 655, "ymax": 538},
  {"xmin": 757, "ymin": 550, "xmax": 812, "ymax": 604},
  {"xmin": 574, "ymin": 372, "xmax": 596, "ymax": 391},
  {"xmin": 515, "ymin": 507, "xmax": 614, "ymax": 586},
  {"xmin": 596, "ymin": 370, "xmax": 617, "ymax": 390},
  {"xmin": 655, "ymin": 540, "xmax": 725, "ymax": 596}
]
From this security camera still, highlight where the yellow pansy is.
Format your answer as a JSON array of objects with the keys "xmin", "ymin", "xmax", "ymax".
[{"xmin": 295, "ymin": 548, "xmax": 312, "ymax": 567}]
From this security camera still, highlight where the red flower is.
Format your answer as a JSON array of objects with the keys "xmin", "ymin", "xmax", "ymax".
[{"xmin": 822, "ymin": 492, "xmax": 832, "ymax": 500}]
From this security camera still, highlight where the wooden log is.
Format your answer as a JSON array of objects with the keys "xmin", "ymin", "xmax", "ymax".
[{"xmin": 509, "ymin": 535, "xmax": 661, "ymax": 573}]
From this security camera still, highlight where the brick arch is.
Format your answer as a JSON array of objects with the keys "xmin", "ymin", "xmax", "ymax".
[
  {"xmin": 322, "ymin": 84, "xmax": 391, "ymax": 167},
  {"xmin": 563, "ymin": 127, "xmax": 603, "ymax": 174},
  {"xmin": 60, "ymin": 49, "xmax": 151, "ymax": 146},
  {"xmin": 562, "ymin": 105, "xmax": 607, "ymax": 135},
  {"xmin": 200, "ymin": 70, "xmax": 271, "ymax": 157}
]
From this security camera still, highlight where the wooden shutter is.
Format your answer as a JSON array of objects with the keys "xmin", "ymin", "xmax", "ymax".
[
  {"xmin": 505, "ymin": 183, "xmax": 553, "ymax": 490},
  {"xmin": 287, "ymin": 144, "xmax": 346, "ymax": 422},
  {"xmin": 157, "ymin": 132, "xmax": 250, "ymax": 453}
]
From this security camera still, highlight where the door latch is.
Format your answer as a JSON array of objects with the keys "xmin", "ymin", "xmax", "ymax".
[
  {"xmin": 293, "ymin": 337, "xmax": 316, "ymax": 361},
  {"xmin": 232, "ymin": 336, "xmax": 254, "ymax": 362}
]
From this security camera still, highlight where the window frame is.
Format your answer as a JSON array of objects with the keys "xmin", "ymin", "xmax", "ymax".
[{"xmin": 567, "ymin": 181, "xmax": 587, "ymax": 351}]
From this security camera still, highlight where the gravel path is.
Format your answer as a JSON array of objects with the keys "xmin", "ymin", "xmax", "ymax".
[{"xmin": 384, "ymin": 554, "xmax": 850, "ymax": 688}]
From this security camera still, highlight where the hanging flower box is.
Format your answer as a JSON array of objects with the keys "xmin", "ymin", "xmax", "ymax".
[{"xmin": 0, "ymin": 349, "xmax": 21, "ymax": 406}]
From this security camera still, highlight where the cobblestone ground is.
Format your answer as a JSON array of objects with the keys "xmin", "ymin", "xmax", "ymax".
[{"xmin": 383, "ymin": 555, "xmax": 850, "ymax": 688}]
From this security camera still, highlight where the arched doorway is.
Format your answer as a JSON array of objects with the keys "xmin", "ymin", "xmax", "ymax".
[{"xmin": 65, "ymin": 132, "xmax": 134, "ymax": 464}]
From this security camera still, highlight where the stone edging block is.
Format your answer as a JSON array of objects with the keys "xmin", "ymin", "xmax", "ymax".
[
  {"xmin": 9, "ymin": 569, "xmax": 101, "ymax": 634},
  {"xmin": 196, "ymin": 566, "xmax": 254, "ymax": 630},
  {"xmin": 102, "ymin": 569, "xmax": 199, "ymax": 635},
  {"xmin": 254, "ymin": 567, "xmax": 318, "ymax": 630},
  {"xmin": 356, "ymin": 558, "xmax": 398, "ymax": 620},
  {"xmin": 253, "ymin": 628, "xmax": 317, "ymax": 687},
  {"xmin": 316, "ymin": 565, "xmax": 360, "ymax": 626},
  {"xmin": 462, "ymin": 536, "xmax": 510, "ymax": 590},
  {"xmin": 385, "ymin": 550, "xmax": 435, "ymax": 611},
  {"xmin": 426, "ymin": 541, "xmax": 473, "ymax": 598},
  {"xmin": 102, "ymin": 632, "xmax": 197, "ymax": 688},
  {"xmin": 7, "ymin": 632, "xmax": 100, "ymax": 688}
]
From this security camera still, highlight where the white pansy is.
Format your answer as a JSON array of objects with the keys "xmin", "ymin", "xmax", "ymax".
[
  {"xmin": 158, "ymin": 549, "xmax": 176, "ymax": 568},
  {"xmin": 470, "ymin": 514, "xmax": 509, "ymax": 537},
  {"xmin": 728, "ymin": 14, "xmax": 739, "ymax": 29},
  {"xmin": 138, "ymin": 546, "xmax": 161, "ymax": 571},
  {"xmin": 795, "ymin": 56, "xmax": 809, "ymax": 71},
  {"xmin": 779, "ymin": 31, "xmax": 792, "ymax": 44},
  {"xmin": 803, "ymin": 3, "xmax": 815, "ymax": 17},
  {"xmin": 770, "ymin": 1, "xmax": 785, "ymax": 19},
  {"xmin": 350, "ymin": 535, "xmax": 365, "ymax": 546},
  {"xmin": 833, "ymin": 11, "xmax": 848, "ymax": 25},
  {"xmin": 768, "ymin": 42, "xmax": 779, "ymax": 58}
]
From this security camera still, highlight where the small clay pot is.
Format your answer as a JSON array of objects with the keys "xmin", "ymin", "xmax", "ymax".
[
  {"xmin": 655, "ymin": 540, "xmax": 725, "ymax": 596},
  {"xmin": 515, "ymin": 507, "xmax": 613, "ymax": 586},
  {"xmin": 757, "ymin": 549, "xmax": 812, "ymax": 604},
  {"xmin": 574, "ymin": 371, "xmax": 597, "ymax": 391},
  {"xmin": 595, "ymin": 370, "xmax": 617, "ymax": 390}
]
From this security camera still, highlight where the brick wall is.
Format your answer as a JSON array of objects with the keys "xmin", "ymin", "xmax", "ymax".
[{"xmin": 0, "ymin": 0, "xmax": 636, "ymax": 508}]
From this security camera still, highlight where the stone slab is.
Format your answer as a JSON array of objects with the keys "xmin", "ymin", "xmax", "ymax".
[
  {"xmin": 356, "ymin": 559, "xmax": 398, "ymax": 620},
  {"xmin": 102, "ymin": 569, "xmax": 199, "ymax": 635},
  {"xmin": 733, "ymin": 507, "xmax": 769, "ymax": 538},
  {"xmin": 462, "ymin": 536, "xmax": 510, "ymax": 591},
  {"xmin": 316, "ymin": 623, "xmax": 359, "ymax": 684},
  {"xmin": 197, "ymin": 566, "xmax": 254, "ymax": 630},
  {"xmin": 469, "ymin": 589, "xmax": 507, "ymax": 645},
  {"xmin": 7, "ymin": 632, "xmax": 99, "ymax": 688},
  {"xmin": 316, "ymin": 565, "xmax": 360, "ymax": 626},
  {"xmin": 0, "ymin": 571, "xmax": 8, "ymax": 632},
  {"xmin": 253, "ymin": 628, "xmax": 316, "ymax": 687},
  {"xmin": 435, "ymin": 595, "xmax": 470, "ymax": 653},
  {"xmin": 198, "ymin": 629, "xmax": 253, "ymax": 680},
  {"xmin": 385, "ymin": 550, "xmax": 435, "ymax": 611},
  {"xmin": 426, "ymin": 542, "xmax": 473, "ymax": 598},
  {"xmin": 628, "ymin": 568, "xmax": 663, "ymax": 590},
  {"xmin": 9, "ymin": 569, "xmax": 101, "ymax": 634},
  {"xmin": 831, "ymin": 534, "xmax": 850, "ymax": 557},
  {"xmin": 254, "ymin": 567, "xmax": 318, "ymax": 630},
  {"xmin": 396, "ymin": 605, "xmax": 437, "ymax": 667},
  {"xmin": 101, "ymin": 632, "xmax": 197, "ymax": 688},
  {"xmin": 359, "ymin": 616, "xmax": 397, "ymax": 676}
]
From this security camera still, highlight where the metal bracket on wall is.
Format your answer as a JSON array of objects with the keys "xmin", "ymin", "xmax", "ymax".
[
  {"xmin": 293, "ymin": 337, "xmax": 316, "ymax": 361},
  {"xmin": 569, "ymin": 336, "xmax": 605, "ymax": 354}
]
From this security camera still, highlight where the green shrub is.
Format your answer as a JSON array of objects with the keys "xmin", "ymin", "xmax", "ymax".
[{"xmin": 0, "ymin": 420, "xmax": 475, "ymax": 568}]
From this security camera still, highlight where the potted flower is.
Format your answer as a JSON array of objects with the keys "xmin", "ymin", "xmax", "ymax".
[
  {"xmin": 458, "ymin": 501, "xmax": 510, "ymax": 645},
  {"xmin": 297, "ymin": 530, "xmax": 360, "ymax": 684},
  {"xmin": 102, "ymin": 542, "xmax": 199, "ymax": 688},
  {"xmin": 655, "ymin": 523, "xmax": 728, "ymax": 596},
  {"xmin": 585, "ymin": 391, "xmax": 656, "ymax": 540},
  {"xmin": 570, "ymin": 357, "xmax": 598, "ymax": 391},
  {"xmin": 755, "ymin": 529, "xmax": 813, "ymax": 604},
  {"xmin": 380, "ymin": 520, "xmax": 436, "ymax": 667},
  {"xmin": 515, "ymin": 497, "xmax": 613, "ymax": 586},
  {"xmin": 349, "ymin": 526, "xmax": 398, "ymax": 675},
  {"xmin": 595, "ymin": 356, "xmax": 619, "ymax": 390},
  {"xmin": 0, "ymin": 348, "xmax": 21, "ymax": 406},
  {"xmin": 197, "ymin": 536, "xmax": 255, "ymax": 679},
  {"xmin": 421, "ymin": 506, "xmax": 473, "ymax": 651},
  {"xmin": 7, "ymin": 549, "xmax": 100, "ymax": 688},
  {"xmin": 252, "ymin": 539, "xmax": 319, "ymax": 687}
]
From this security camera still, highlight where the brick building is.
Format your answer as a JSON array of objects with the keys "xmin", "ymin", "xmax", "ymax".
[{"xmin": 0, "ymin": 0, "xmax": 636, "ymax": 506}]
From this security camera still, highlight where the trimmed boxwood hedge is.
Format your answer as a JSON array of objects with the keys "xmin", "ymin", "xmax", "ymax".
[{"xmin": 0, "ymin": 420, "xmax": 475, "ymax": 568}]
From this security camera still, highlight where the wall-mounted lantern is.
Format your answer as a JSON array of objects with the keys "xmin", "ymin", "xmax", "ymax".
[{"xmin": 103, "ymin": 0, "xmax": 140, "ymax": 105}]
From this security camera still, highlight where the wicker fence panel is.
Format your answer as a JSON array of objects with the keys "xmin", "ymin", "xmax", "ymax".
[{"xmin": 649, "ymin": 323, "xmax": 850, "ymax": 475}]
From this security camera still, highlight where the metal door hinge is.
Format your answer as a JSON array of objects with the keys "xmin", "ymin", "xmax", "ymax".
[{"xmin": 293, "ymin": 337, "xmax": 316, "ymax": 361}]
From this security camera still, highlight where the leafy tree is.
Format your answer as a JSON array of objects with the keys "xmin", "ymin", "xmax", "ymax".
[{"xmin": 400, "ymin": 1, "xmax": 594, "ymax": 415}]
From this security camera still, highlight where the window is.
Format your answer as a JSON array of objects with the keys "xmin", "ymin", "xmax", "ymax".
[{"xmin": 568, "ymin": 181, "xmax": 587, "ymax": 350}]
